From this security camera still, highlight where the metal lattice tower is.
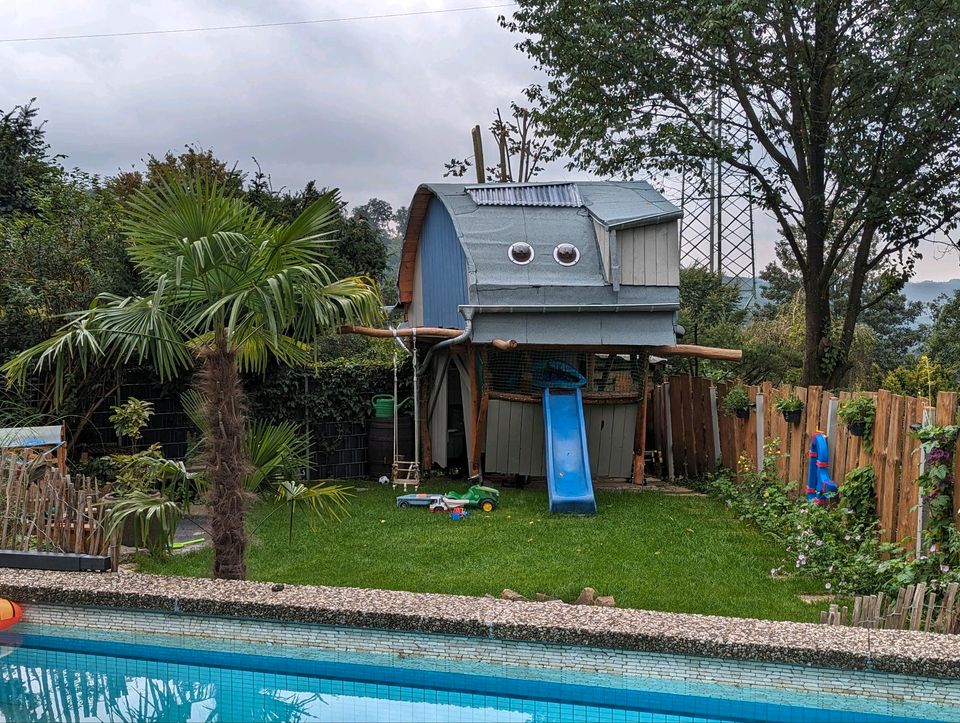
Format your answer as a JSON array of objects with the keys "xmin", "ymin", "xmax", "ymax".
[{"xmin": 677, "ymin": 93, "xmax": 756, "ymax": 297}]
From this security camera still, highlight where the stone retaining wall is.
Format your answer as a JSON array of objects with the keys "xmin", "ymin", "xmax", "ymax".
[{"xmin": 2, "ymin": 569, "xmax": 959, "ymax": 682}]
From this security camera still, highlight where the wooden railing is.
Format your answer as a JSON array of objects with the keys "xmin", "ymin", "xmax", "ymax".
[{"xmin": 654, "ymin": 376, "xmax": 960, "ymax": 545}]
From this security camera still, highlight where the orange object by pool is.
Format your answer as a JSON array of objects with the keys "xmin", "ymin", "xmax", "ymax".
[{"xmin": 0, "ymin": 599, "xmax": 22, "ymax": 630}]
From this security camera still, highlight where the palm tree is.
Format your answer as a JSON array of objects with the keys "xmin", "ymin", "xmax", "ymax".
[{"xmin": 2, "ymin": 179, "xmax": 382, "ymax": 579}]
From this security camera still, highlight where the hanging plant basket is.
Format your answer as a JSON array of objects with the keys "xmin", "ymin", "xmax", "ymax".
[
  {"xmin": 782, "ymin": 409, "xmax": 802, "ymax": 424},
  {"xmin": 735, "ymin": 407, "xmax": 750, "ymax": 420},
  {"xmin": 848, "ymin": 420, "xmax": 867, "ymax": 437}
]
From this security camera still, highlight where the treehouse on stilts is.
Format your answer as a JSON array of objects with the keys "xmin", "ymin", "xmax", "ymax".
[{"xmin": 342, "ymin": 181, "xmax": 741, "ymax": 511}]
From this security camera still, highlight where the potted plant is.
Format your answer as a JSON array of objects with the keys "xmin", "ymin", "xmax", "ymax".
[
  {"xmin": 723, "ymin": 385, "xmax": 751, "ymax": 419},
  {"xmin": 774, "ymin": 395, "xmax": 804, "ymax": 424},
  {"xmin": 838, "ymin": 394, "xmax": 875, "ymax": 437}
]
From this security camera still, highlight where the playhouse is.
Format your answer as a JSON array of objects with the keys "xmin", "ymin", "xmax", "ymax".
[{"xmin": 343, "ymin": 181, "xmax": 739, "ymax": 511}]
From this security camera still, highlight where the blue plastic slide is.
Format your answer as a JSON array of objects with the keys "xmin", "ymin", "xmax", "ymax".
[
  {"xmin": 542, "ymin": 387, "xmax": 597, "ymax": 514},
  {"xmin": 806, "ymin": 432, "xmax": 837, "ymax": 506}
]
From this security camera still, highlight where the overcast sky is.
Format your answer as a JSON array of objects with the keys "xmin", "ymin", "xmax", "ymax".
[{"xmin": 2, "ymin": 0, "xmax": 958, "ymax": 280}]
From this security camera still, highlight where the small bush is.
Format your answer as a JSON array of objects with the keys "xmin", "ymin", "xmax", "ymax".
[
  {"xmin": 722, "ymin": 385, "xmax": 750, "ymax": 416},
  {"xmin": 699, "ymin": 446, "xmax": 960, "ymax": 596},
  {"xmin": 773, "ymin": 395, "xmax": 804, "ymax": 413}
]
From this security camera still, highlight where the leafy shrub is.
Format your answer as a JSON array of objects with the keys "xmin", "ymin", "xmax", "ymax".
[
  {"xmin": 700, "ymin": 445, "xmax": 960, "ymax": 596},
  {"xmin": 773, "ymin": 395, "xmax": 803, "ymax": 413},
  {"xmin": 882, "ymin": 355, "xmax": 953, "ymax": 403},
  {"xmin": 837, "ymin": 394, "xmax": 875, "ymax": 427},
  {"xmin": 722, "ymin": 384, "xmax": 750, "ymax": 416},
  {"xmin": 108, "ymin": 397, "xmax": 154, "ymax": 440}
]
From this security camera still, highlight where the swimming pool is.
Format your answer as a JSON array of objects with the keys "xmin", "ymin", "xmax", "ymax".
[{"xmin": 0, "ymin": 628, "xmax": 951, "ymax": 723}]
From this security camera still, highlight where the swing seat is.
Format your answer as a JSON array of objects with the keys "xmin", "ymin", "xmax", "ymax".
[{"xmin": 392, "ymin": 459, "xmax": 420, "ymax": 491}]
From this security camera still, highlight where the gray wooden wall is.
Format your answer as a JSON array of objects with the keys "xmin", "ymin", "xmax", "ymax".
[
  {"xmin": 617, "ymin": 222, "xmax": 680, "ymax": 286},
  {"xmin": 484, "ymin": 399, "xmax": 636, "ymax": 478}
]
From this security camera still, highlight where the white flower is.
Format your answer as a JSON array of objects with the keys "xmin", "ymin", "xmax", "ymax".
[
  {"xmin": 825, "ymin": 582, "xmax": 832, "ymax": 591},
  {"xmin": 941, "ymin": 565, "xmax": 951, "ymax": 574}
]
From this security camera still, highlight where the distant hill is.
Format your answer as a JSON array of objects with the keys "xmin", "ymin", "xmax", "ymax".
[
  {"xmin": 903, "ymin": 279, "xmax": 960, "ymax": 306},
  {"xmin": 732, "ymin": 277, "xmax": 960, "ymax": 321}
]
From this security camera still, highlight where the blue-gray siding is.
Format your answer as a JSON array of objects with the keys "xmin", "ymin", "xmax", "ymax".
[{"xmin": 420, "ymin": 198, "xmax": 468, "ymax": 329}]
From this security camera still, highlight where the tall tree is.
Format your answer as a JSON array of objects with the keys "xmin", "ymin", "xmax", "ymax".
[
  {"xmin": 504, "ymin": 1, "xmax": 960, "ymax": 385},
  {"xmin": 759, "ymin": 237, "xmax": 925, "ymax": 382},
  {"xmin": 3, "ymin": 181, "xmax": 381, "ymax": 579},
  {"xmin": 925, "ymin": 290, "xmax": 960, "ymax": 385},
  {"xmin": 0, "ymin": 100, "xmax": 56, "ymax": 216}
]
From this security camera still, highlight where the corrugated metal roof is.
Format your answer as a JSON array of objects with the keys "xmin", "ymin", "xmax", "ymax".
[{"xmin": 466, "ymin": 182, "xmax": 583, "ymax": 207}]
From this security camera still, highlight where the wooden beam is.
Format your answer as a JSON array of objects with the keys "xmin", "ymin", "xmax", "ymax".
[
  {"xmin": 474, "ymin": 347, "xmax": 490, "ymax": 479},
  {"xmin": 633, "ymin": 354, "xmax": 650, "ymax": 485},
  {"xmin": 419, "ymin": 371, "xmax": 432, "ymax": 471},
  {"xmin": 339, "ymin": 325, "xmax": 518, "ymax": 351},
  {"xmin": 467, "ymin": 344, "xmax": 482, "ymax": 477},
  {"xmin": 649, "ymin": 344, "xmax": 742, "ymax": 362},
  {"xmin": 488, "ymin": 390, "xmax": 641, "ymax": 405},
  {"xmin": 339, "ymin": 325, "xmax": 461, "ymax": 339},
  {"xmin": 471, "ymin": 125, "xmax": 486, "ymax": 184}
]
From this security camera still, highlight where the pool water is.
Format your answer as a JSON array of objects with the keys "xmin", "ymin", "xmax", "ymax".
[{"xmin": 0, "ymin": 631, "xmax": 949, "ymax": 723}]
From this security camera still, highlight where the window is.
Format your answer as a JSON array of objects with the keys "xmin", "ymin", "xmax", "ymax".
[
  {"xmin": 553, "ymin": 243, "xmax": 580, "ymax": 266},
  {"xmin": 508, "ymin": 242, "xmax": 534, "ymax": 265}
]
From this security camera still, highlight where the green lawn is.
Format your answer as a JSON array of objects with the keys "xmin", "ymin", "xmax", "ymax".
[{"xmin": 139, "ymin": 485, "xmax": 824, "ymax": 622}]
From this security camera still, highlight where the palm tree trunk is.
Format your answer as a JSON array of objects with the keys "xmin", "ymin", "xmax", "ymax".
[{"xmin": 197, "ymin": 341, "xmax": 252, "ymax": 580}]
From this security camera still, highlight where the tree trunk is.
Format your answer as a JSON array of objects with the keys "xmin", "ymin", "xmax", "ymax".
[
  {"xmin": 197, "ymin": 341, "xmax": 252, "ymax": 580},
  {"xmin": 801, "ymin": 277, "xmax": 832, "ymax": 387}
]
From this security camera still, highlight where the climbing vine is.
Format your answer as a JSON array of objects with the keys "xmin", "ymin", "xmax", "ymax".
[{"xmin": 915, "ymin": 424, "xmax": 960, "ymax": 564}]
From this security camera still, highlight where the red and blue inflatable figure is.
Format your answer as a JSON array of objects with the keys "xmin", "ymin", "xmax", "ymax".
[{"xmin": 806, "ymin": 432, "xmax": 837, "ymax": 506}]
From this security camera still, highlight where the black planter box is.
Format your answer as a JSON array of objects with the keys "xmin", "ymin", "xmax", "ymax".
[
  {"xmin": 848, "ymin": 420, "xmax": 867, "ymax": 437},
  {"xmin": 0, "ymin": 550, "xmax": 111, "ymax": 572},
  {"xmin": 783, "ymin": 409, "xmax": 802, "ymax": 424}
]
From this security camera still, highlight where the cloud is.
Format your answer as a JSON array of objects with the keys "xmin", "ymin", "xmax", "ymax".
[{"xmin": 1, "ymin": 0, "xmax": 956, "ymax": 279}]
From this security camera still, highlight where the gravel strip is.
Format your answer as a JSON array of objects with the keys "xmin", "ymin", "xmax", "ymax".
[{"xmin": 1, "ymin": 569, "xmax": 958, "ymax": 679}]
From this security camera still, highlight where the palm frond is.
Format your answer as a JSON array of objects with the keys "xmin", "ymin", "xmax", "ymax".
[
  {"xmin": 2, "ymin": 294, "xmax": 192, "ymax": 404},
  {"xmin": 123, "ymin": 177, "xmax": 269, "ymax": 281},
  {"xmin": 245, "ymin": 419, "xmax": 310, "ymax": 492},
  {"xmin": 275, "ymin": 480, "xmax": 352, "ymax": 523}
]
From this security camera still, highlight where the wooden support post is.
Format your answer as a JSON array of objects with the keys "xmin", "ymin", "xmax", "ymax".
[
  {"xmin": 419, "ymin": 370, "xmax": 432, "ymax": 471},
  {"xmin": 467, "ymin": 344, "xmax": 482, "ymax": 477},
  {"xmin": 632, "ymin": 353, "xmax": 651, "ymax": 484},
  {"xmin": 663, "ymin": 381, "xmax": 675, "ymax": 481},
  {"xmin": 474, "ymin": 348, "xmax": 491, "ymax": 478},
  {"xmin": 471, "ymin": 125, "xmax": 486, "ymax": 184}
]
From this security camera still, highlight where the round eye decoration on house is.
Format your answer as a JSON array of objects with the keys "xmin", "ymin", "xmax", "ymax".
[
  {"xmin": 508, "ymin": 241, "xmax": 534, "ymax": 265},
  {"xmin": 553, "ymin": 243, "xmax": 580, "ymax": 266}
]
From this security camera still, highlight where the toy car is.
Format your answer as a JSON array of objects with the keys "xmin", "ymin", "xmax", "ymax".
[
  {"xmin": 395, "ymin": 493, "xmax": 444, "ymax": 509},
  {"xmin": 444, "ymin": 484, "xmax": 499, "ymax": 512},
  {"xmin": 396, "ymin": 484, "xmax": 499, "ymax": 512}
]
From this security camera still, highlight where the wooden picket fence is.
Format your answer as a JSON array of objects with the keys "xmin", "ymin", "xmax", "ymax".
[
  {"xmin": 0, "ymin": 455, "xmax": 114, "ymax": 557},
  {"xmin": 820, "ymin": 582, "xmax": 960, "ymax": 634},
  {"xmin": 654, "ymin": 376, "xmax": 960, "ymax": 546}
]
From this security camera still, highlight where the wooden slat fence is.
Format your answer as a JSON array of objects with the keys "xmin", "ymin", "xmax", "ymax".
[
  {"xmin": 654, "ymin": 376, "xmax": 960, "ymax": 547},
  {"xmin": 0, "ymin": 455, "xmax": 114, "ymax": 558},
  {"xmin": 819, "ymin": 582, "xmax": 960, "ymax": 634}
]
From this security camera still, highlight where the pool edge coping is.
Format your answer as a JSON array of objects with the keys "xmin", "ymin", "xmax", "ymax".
[{"xmin": 2, "ymin": 569, "xmax": 959, "ymax": 679}]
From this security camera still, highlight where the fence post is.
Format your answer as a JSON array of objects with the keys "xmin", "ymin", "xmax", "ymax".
[
  {"xmin": 709, "ymin": 385, "xmax": 721, "ymax": 468},
  {"xmin": 663, "ymin": 382, "xmax": 675, "ymax": 481},
  {"xmin": 916, "ymin": 406, "xmax": 937, "ymax": 557},
  {"xmin": 826, "ymin": 397, "xmax": 840, "ymax": 478},
  {"xmin": 755, "ymin": 393, "xmax": 765, "ymax": 468}
]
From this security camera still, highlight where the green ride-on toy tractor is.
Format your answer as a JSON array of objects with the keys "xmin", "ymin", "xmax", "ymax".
[{"xmin": 447, "ymin": 484, "xmax": 500, "ymax": 512}]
